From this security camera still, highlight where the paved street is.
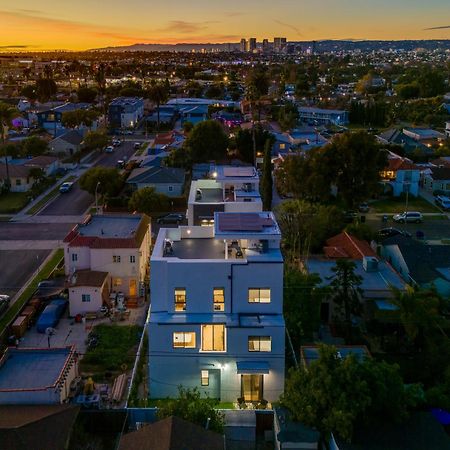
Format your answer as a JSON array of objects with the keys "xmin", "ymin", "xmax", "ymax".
[
  {"xmin": 38, "ymin": 140, "xmax": 141, "ymax": 216},
  {"xmin": 0, "ymin": 222, "xmax": 74, "ymax": 240},
  {"xmin": 0, "ymin": 250, "xmax": 51, "ymax": 298}
]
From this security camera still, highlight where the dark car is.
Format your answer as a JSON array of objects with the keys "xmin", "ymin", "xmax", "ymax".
[
  {"xmin": 358, "ymin": 202, "xmax": 370, "ymax": 213},
  {"xmin": 344, "ymin": 210, "xmax": 358, "ymax": 223},
  {"xmin": 156, "ymin": 213, "xmax": 186, "ymax": 225},
  {"xmin": 378, "ymin": 227, "xmax": 412, "ymax": 239}
]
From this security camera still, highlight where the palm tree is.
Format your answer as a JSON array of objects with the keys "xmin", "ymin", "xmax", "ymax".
[
  {"xmin": 147, "ymin": 82, "xmax": 169, "ymax": 132},
  {"xmin": 0, "ymin": 102, "xmax": 16, "ymax": 191},
  {"xmin": 95, "ymin": 63, "xmax": 107, "ymax": 124},
  {"xmin": 329, "ymin": 259, "xmax": 363, "ymax": 339}
]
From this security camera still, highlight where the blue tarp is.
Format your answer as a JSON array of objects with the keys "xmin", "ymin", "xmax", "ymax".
[{"xmin": 236, "ymin": 361, "xmax": 270, "ymax": 374}]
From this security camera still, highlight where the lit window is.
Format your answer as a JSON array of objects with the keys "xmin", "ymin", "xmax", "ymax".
[
  {"xmin": 174, "ymin": 288, "xmax": 186, "ymax": 312},
  {"xmin": 130, "ymin": 255, "xmax": 136, "ymax": 263},
  {"xmin": 201, "ymin": 370, "xmax": 209, "ymax": 386},
  {"xmin": 113, "ymin": 255, "xmax": 121, "ymax": 263},
  {"xmin": 71, "ymin": 253, "xmax": 78, "ymax": 262},
  {"xmin": 82, "ymin": 294, "xmax": 91, "ymax": 303},
  {"xmin": 213, "ymin": 288, "xmax": 224, "ymax": 311},
  {"xmin": 113, "ymin": 278, "xmax": 122, "ymax": 287},
  {"xmin": 248, "ymin": 288, "xmax": 271, "ymax": 303},
  {"xmin": 201, "ymin": 324, "xmax": 225, "ymax": 352},
  {"xmin": 248, "ymin": 336, "xmax": 272, "ymax": 352},
  {"xmin": 173, "ymin": 332, "xmax": 196, "ymax": 348}
]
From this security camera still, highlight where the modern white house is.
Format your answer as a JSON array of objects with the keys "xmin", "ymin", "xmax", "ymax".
[
  {"xmin": 148, "ymin": 211, "xmax": 285, "ymax": 403},
  {"xmin": 187, "ymin": 165, "xmax": 262, "ymax": 226},
  {"xmin": 63, "ymin": 214, "xmax": 151, "ymax": 306},
  {"xmin": 108, "ymin": 97, "xmax": 144, "ymax": 129}
]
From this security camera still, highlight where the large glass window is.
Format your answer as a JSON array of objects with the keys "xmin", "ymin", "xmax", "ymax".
[
  {"xmin": 248, "ymin": 288, "xmax": 271, "ymax": 303},
  {"xmin": 174, "ymin": 288, "xmax": 186, "ymax": 312},
  {"xmin": 248, "ymin": 336, "xmax": 272, "ymax": 352},
  {"xmin": 241, "ymin": 375, "xmax": 263, "ymax": 401},
  {"xmin": 173, "ymin": 332, "xmax": 196, "ymax": 348},
  {"xmin": 213, "ymin": 288, "xmax": 225, "ymax": 312},
  {"xmin": 201, "ymin": 325, "xmax": 225, "ymax": 351}
]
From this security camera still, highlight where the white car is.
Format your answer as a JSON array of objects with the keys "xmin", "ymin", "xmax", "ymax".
[
  {"xmin": 392, "ymin": 211, "xmax": 423, "ymax": 223},
  {"xmin": 59, "ymin": 182, "xmax": 74, "ymax": 193},
  {"xmin": 105, "ymin": 146, "xmax": 114, "ymax": 153}
]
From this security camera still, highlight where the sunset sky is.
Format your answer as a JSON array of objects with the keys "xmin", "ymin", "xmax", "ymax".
[{"xmin": 0, "ymin": 0, "xmax": 449, "ymax": 51}]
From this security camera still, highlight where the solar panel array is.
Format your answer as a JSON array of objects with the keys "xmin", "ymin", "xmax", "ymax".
[{"xmin": 217, "ymin": 213, "xmax": 274, "ymax": 232}]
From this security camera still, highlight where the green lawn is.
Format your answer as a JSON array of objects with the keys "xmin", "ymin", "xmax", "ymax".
[
  {"xmin": 26, "ymin": 176, "xmax": 77, "ymax": 215},
  {"xmin": 80, "ymin": 324, "xmax": 143, "ymax": 377},
  {"xmin": 370, "ymin": 197, "xmax": 440, "ymax": 214},
  {"xmin": 0, "ymin": 192, "xmax": 30, "ymax": 214},
  {"xmin": 0, "ymin": 248, "xmax": 64, "ymax": 333}
]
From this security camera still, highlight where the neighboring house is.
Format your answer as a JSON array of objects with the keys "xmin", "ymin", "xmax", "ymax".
[
  {"xmin": 403, "ymin": 127, "xmax": 446, "ymax": 146},
  {"xmin": 188, "ymin": 165, "xmax": 262, "ymax": 226},
  {"xmin": 298, "ymin": 107, "xmax": 349, "ymax": 126},
  {"xmin": 108, "ymin": 97, "xmax": 144, "ymax": 129},
  {"xmin": 300, "ymin": 345, "xmax": 370, "ymax": 369},
  {"xmin": 118, "ymin": 416, "xmax": 225, "ymax": 450},
  {"xmin": 430, "ymin": 156, "xmax": 450, "ymax": 169},
  {"xmin": 17, "ymin": 99, "xmax": 31, "ymax": 112},
  {"xmin": 424, "ymin": 167, "xmax": 450, "ymax": 193},
  {"xmin": 24, "ymin": 155, "xmax": 60, "ymax": 176},
  {"xmin": 150, "ymin": 130, "xmax": 185, "ymax": 153},
  {"xmin": 305, "ymin": 232, "xmax": 407, "ymax": 321},
  {"xmin": 0, "ymin": 347, "xmax": 78, "ymax": 404},
  {"xmin": 49, "ymin": 130, "xmax": 83, "ymax": 156},
  {"xmin": 146, "ymin": 104, "xmax": 177, "ymax": 126},
  {"xmin": 36, "ymin": 102, "xmax": 93, "ymax": 137},
  {"xmin": 380, "ymin": 235, "xmax": 450, "ymax": 297},
  {"xmin": 126, "ymin": 166, "xmax": 185, "ymax": 197},
  {"xmin": 0, "ymin": 404, "xmax": 79, "ymax": 450},
  {"xmin": 63, "ymin": 214, "xmax": 151, "ymax": 298},
  {"xmin": 149, "ymin": 211, "xmax": 285, "ymax": 402},
  {"xmin": 0, "ymin": 163, "xmax": 34, "ymax": 192},
  {"xmin": 180, "ymin": 104, "xmax": 209, "ymax": 125},
  {"xmin": 67, "ymin": 270, "xmax": 109, "ymax": 316},
  {"xmin": 377, "ymin": 128, "xmax": 432, "ymax": 156},
  {"xmin": 380, "ymin": 152, "xmax": 420, "ymax": 197},
  {"xmin": 274, "ymin": 407, "xmax": 320, "ymax": 450}
]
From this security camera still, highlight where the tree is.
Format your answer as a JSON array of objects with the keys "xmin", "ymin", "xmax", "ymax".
[
  {"xmin": 234, "ymin": 125, "xmax": 273, "ymax": 164},
  {"xmin": 61, "ymin": 110, "xmax": 99, "ymax": 129},
  {"xmin": 0, "ymin": 102, "xmax": 16, "ymax": 190},
  {"xmin": 184, "ymin": 120, "xmax": 228, "ymax": 163},
  {"xmin": 28, "ymin": 167, "xmax": 46, "ymax": 182},
  {"xmin": 147, "ymin": 82, "xmax": 169, "ymax": 131},
  {"xmin": 183, "ymin": 121, "xmax": 194, "ymax": 133},
  {"xmin": 282, "ymin": 345, "xmax": 372, "ymax": 441},
  {"xmin": 79, "ymin": 167, "xmax": 123, "ymax": 198},
  {"xmin": 22, "ymin": 136, "xmax": 48, "ymax": 156},
  {"xmin": 205, "ymin": 83, "xmax": 224, "ymax": 99},
  {"xmin": 157, "ymin": 386, "xmax": 224, "ymax": 434},
  {"xmin": 282, "ymin": 344, "xmax": 417, "ymax": 442},
  {"xmin": 128, "ymin": 187, "xmax": 170, "ymax": 214},
  {"xmin": 277, "ymin": 102, "xmax": 299, "ymax": 131},
  {"xmin": 82, "ymin": 131, "xmax": 109, "ymax": 151},
  {"xmin": 21, "ymin": 85, "xmax": 38, "ymax": 103},
  {"xmin": 77, "ymin": 86, "xmax": 97, "ymax": 103},
  {"xmin": 329, "ymin": 259, "xmax": 362, "ymax": 338},
  {"xmin": 260, "ymin": 139, "xmax": 272, "ymax": 210},
  {"xmin": 35, "ymin": 78, "xmax": 57, "ymax": 102}
]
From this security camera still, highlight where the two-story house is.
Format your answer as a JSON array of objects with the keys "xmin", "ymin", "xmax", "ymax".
[
  {"xmin": 63, "ymin": 214, "xmax": 151, "ymax": 314},
  {"xmin": 380, "ymin": 152, "xmax": 420, "ymax": 197},
  {"xmin": 148, "ymin": 211, "xmax": 285, "ymax": 403},
  {"xmin": 188, "ymin": 165, "xmax": 262, "ymax": 226}
]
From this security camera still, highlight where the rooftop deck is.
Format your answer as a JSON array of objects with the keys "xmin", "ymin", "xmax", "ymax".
[{"xmin": 170, "ymin": 238, "xmax": 225, "ymax": 259}]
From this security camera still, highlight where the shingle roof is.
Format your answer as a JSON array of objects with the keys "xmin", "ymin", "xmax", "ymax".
[
  {"xmin": 118, "ymin": 416, "xmax": 225, "ymax": 450},
  {"xmin": 0, "ymin": 163, "xmax": 31, "ymax": 179},
  {"xmin": 24, "ymin": 155, "xmax": 59, "ymax": 168},
  {"xmin": 53, "ymin": 129, "xmax": 83, "ymax": 146},
  {"xmin": 324, "ymin": 232, "xmax": 376, "ymax": 260},
  {"xmin": 69, "ymin": 270, "xmax": 108, "ymax": 287},
  {"xmin": 127, "ymin": 166, "xmax": 185, "ymax": 185}
]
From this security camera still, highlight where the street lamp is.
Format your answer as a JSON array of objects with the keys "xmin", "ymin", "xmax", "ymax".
[{"xmin": 95, "ymin": 181, "xmax": 101, "ymax": 215}]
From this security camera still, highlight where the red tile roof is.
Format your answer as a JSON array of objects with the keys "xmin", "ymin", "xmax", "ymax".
[
  {"xmin": 387, "ymin": 157, "xmax": 418, "ymax": 171},
  {"xmin": 324, "ymin": 232, "xmax": 376, "ymax": 260}
]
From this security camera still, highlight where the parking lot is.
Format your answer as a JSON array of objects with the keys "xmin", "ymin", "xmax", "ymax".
[{"xmin": 0, "ymin": 250, "xmax": 51, "ymax": 298}]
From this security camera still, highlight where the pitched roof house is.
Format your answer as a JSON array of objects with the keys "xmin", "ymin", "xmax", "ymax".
[{"xmin": 126, "ymin": 166, "xmax": 185, "ymax": 197}]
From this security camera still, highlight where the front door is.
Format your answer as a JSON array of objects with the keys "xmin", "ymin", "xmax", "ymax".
[
  {"xmin": 241, "ymin": 374, "xmax": 263, "ymax": 401},
  {"xmin": 129, "ymin": 279, "xmax": 137, "ymax": 297}
]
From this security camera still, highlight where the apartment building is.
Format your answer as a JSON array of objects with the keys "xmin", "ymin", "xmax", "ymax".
[
  {"xmin": 63, "ymin": 214, "xmax": 151, "ymax": 304},
  {"xmin": 187, "ymin": 165, "xmax": 262, "ymax": 226},
  {"xmin": 148, "ymin": 211, "xmax": 285, "ymax": 403},
  {"xmin": 108, "ymin": 97, "xmax": 144, "ymax": 129}
]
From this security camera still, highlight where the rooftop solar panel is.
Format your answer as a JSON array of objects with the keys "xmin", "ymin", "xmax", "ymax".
[{"xmin": 222, "ymin": 167, "xmax": 255, "ymax": 177}]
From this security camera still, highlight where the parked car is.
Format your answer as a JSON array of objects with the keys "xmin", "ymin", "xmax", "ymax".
[
  {"xmin": 104, "ymin": 146, "xmax": 114, "ymax": 153},
  {"xmin": 36, "ymin": 299, "xmax": 67, "ymax": 333},
  {"xmin": 112, "ymin": 139, "xmax": 122, "ymax": 147},
  {"xmin": 116, "ymin": 160, "xmax": 125, "ymax": 169},
  {"xmin": 358, "ymin": 202, "xmax": 370, "ymax": 213},
  {"xmin": 157, "ymin": 213, "xmax": 186, "ymax": 224},
  {"xmin": 392, "ymin": 211, "xmax": 423, "ymax": 224},
  {"xmin": 133, "ymin": 142, "xmax": 141, "ymax": 150},
  {"xmin": 0, "ymin": 295, "xmax": 10, "ymax": 317},
  {"xmin": 435, "ymin": 195, "xmax": 450, "ymax": 210},
  {"xmin": 59, "ymin": 182, "xmax": 73, "ymax": 193},
  {"xmin": 378, "ymin": 227, "xmax": 412, "ymax": 239}
]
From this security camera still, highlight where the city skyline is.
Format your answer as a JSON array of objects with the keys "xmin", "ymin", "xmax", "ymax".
[{"xmin": 0, "ymin": 0, "xmax": 449, "ymax": 51}]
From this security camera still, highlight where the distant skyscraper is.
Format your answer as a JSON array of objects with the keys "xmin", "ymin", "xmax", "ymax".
[
  {"xmin": 248, "ymin": 38, "xmax": 257, "ymax": 52},
  {"xmin": 240, "ymin": 38, "xmax": 247, "ymax": 52},
  {"xmin": 262, "ymin": 39, "xmax": 269, "ymax": 53},
  {"xmin": 274, "ymin": 37, "xmax": 287, "ymax": 52}
]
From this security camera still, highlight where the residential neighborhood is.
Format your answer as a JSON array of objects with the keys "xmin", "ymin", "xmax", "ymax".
[{"xmin": 0, "ymin": 6, "xmax": 450, "ymax": 449}]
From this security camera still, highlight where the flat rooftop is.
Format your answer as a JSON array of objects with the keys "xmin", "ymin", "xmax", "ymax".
[
  {"xmin": 171, "ymin": 238, "xmax": 225, "ymax": 260},
  {"xmin": 214, "ymin": 212, "xmax": 281, "ymax": 237},
  {"xmin": 79, "ymin": 215, "xmax": 142, "ymax": 239},
  {"xmin": 0, "ymin": 348, "xmax": 72, "ymax": 391},
  {"xmin": 196, "ymin": 188, "xmax": 223, "ymax": 203}
]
